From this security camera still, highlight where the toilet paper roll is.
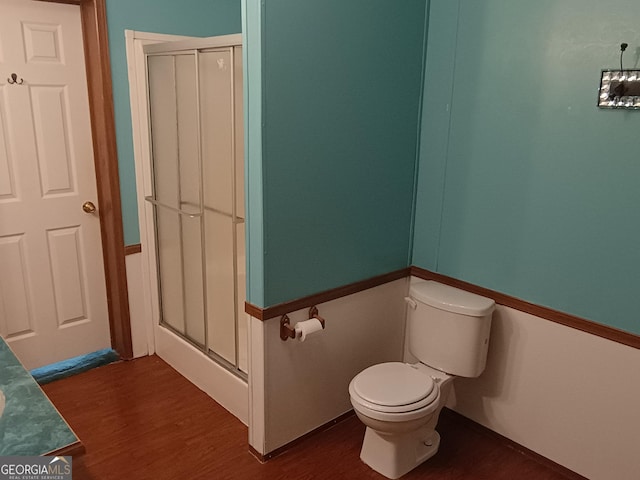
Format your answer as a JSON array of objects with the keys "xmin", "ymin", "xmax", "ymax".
[{"xmin": 294, "ymin": 318, "xmax": 324, "ymax": 342}]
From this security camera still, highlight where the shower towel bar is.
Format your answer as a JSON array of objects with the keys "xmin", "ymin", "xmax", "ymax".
[{"xmin": 144, "ymin": 196, "xmax": 202, "ymax": 218}]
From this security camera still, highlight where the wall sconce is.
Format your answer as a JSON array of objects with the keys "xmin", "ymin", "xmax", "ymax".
[{"xmin": 598, "ymin": 43, "xmax": 640, "ymax": 109}]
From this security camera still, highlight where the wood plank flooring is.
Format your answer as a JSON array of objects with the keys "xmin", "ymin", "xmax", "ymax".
[{"xmin": 42, "ymin": 355, "xmax": 578, "ymax": 480}]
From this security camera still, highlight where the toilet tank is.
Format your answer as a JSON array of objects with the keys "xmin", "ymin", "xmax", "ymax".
[{"xmin": 407, "ymin": 281, "xmax": 495, "ymax": 378}]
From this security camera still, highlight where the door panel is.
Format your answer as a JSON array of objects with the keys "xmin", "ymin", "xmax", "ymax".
[
  {"xmin": 47, "ymin": 226, "xmax": 88, "ymax": 325},
  {"xmin": 22, "ymin": 22, "xmax": 63, "ymax": 64},
  {"xmin": 0, "ymin": 88, "xmax": 17, "ymax": 200},
  {"xmin": 0, "ymin": 234, "xmax": 33, "ymax": 336},
  {"xmin": 31, "ymin": 86, "xmax": 77, "ymax": 196}
]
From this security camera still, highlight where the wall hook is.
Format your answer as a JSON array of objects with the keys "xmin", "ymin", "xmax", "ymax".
[
  {"xmin": 620, "ymin": 43, "xmax": 628, "ymax": 71},
  {"xmin": 7, "ymin": 73, "xmax": 24, "ymax": 85}
]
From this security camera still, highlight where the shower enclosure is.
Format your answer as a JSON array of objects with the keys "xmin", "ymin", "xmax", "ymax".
[{"xmin": 143, "ymin": 36, "xmax": 246, "ymax": 378}]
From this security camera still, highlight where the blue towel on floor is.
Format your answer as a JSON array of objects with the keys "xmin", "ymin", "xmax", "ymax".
[{"xmin": 30, "ymin": 348, "xmax": 120, "ymax": 385}]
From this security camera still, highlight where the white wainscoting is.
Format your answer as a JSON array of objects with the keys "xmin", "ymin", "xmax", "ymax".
[
  {"xmin": 249, "ymin": 278, "xmax": 409, "ymax": 454},
  {"xmin": 125, "ymin": 252, "xmax": 150, "ymax": 359},
  {"xmin": 448, "ymin": 303, "xmax": 640, "ymax": 480}
]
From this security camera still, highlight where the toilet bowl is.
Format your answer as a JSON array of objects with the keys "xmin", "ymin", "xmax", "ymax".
[
  {"xmin": 349, "ymin": 280, "xmax": 495, "ymax": 479},
  {"xmin": 349, "ymin": 362, "xmax": 453, "ymax": 479}
]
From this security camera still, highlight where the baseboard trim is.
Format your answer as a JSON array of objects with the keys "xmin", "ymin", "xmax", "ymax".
[
  {"xmin": 410, "ymin": 266, "xmax": 640, "ymax": 350},
  {"xmin": 250, "ymin": 410, "xmax": 355, "ymax": 462},
  {"xmin": 245, "ymin": 268, "xmax": 410, "ymax": 320},
  {"xmin": 246, "ymin": 265, "xmax": 639, "ymax": 349},
  {"xmin": 251, "ymin": 407, "xmax": 586, "ymax": 479},
  {"xmin": 124, "ymin": 243, "xmax": 142, "ymax": 256},
  {"xmin": 248, "ymin": 444, "xmax": 266, "ymax": 463},
  {"xmin": 443, "ymin": 408, "xmax": 588, "ymax": 480}
]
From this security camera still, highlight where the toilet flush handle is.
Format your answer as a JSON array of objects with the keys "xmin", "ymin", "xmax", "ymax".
[{"xmin": 404, "ymin": 297, "xmax": 418, "ymax": 310}]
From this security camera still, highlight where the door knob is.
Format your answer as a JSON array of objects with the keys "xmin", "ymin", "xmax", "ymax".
[{"xmin": 82, "ymin": 201, "xmax": 97, "ymax": 214}]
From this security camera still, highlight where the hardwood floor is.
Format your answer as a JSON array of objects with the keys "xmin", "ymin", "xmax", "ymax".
[{"xmin": 43, "ymin": 355, "xmax": 578, "ymax": 480}]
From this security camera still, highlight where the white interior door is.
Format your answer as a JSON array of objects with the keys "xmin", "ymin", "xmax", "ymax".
[{"xmin": 0, "ymin": 0, "xmax": 111, "ymax": 369}]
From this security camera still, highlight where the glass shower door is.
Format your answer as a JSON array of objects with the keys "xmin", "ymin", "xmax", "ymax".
[{"xmin": 146, "ymin": 45, "xmax": 246, "ymax": 377}]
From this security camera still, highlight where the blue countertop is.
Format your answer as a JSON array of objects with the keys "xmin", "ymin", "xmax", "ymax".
[{"xmin": 0, "ymin": 337, "xmax": 80, "ymax": 455}]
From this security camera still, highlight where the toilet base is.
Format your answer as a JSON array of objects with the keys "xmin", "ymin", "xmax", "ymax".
[{"xmin": 360, "ymin": 426, "xmax": 441, "ymax": 479}]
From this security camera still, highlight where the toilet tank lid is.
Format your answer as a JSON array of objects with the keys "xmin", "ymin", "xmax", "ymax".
[{"xmin": 410, "ymin": 281, "xmax": 495, "ymax": 316}]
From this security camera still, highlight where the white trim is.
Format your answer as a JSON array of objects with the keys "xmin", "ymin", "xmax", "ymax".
[
  {"xmin": 125, "ymin": 30, "xmax": 191, "ymax": 356},
  {"xmin": 248, "ymin": 315, "xmax": 265, "ymax": 452},
  {"xmin": 143, "ymin": 34, "xmax": 243, "ymax": 55},
  {"xmin": 125, "ymin": 253, "xmax": 148, "ymax": 358}
]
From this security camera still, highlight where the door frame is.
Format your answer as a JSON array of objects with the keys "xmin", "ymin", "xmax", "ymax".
[
  {"xmin": 125, "ymin": 30, "xmax": 193, "ymax": 357},
  {"xmin": 42, "ymin": 0, "xmax": 133, "ymax": 358}
]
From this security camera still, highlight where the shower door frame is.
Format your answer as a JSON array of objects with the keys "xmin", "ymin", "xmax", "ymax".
[{"xmin": 127, "ymin": 32, "xmax": 248, "ymax": 424}]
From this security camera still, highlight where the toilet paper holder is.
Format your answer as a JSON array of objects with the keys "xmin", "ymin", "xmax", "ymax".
[{"xmin": 280, "ymin": 306, "xmax": 326, "ymax": 341}]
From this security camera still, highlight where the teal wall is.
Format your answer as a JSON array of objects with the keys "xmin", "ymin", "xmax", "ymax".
[
  {"xmin": 105, "ymin": 0, "xmax": 242, "ymax": 246},
  {"xmin": 242, "ymin": 0, "xmax": 265, "ymax": 306},
  {"xmin": 108, "ymin": 0, "xmax": 640, "ymax": 335},
  {"xmin": 248, "ymin": 0, "xmax": 427, "ymax": 306},
  {"xmin": 413, "ymin": 0, "xmax": 640, "ymax": 334}
]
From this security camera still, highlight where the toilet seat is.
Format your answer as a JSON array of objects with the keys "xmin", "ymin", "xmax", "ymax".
[{"xmin": 349, "ymin": 362, "xmax": 440, "ymax": 414}]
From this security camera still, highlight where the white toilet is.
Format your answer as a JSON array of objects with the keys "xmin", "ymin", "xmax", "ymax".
[{"xmin": 349, "ymin": 280, "xmax": 495, "ymax": 479}]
